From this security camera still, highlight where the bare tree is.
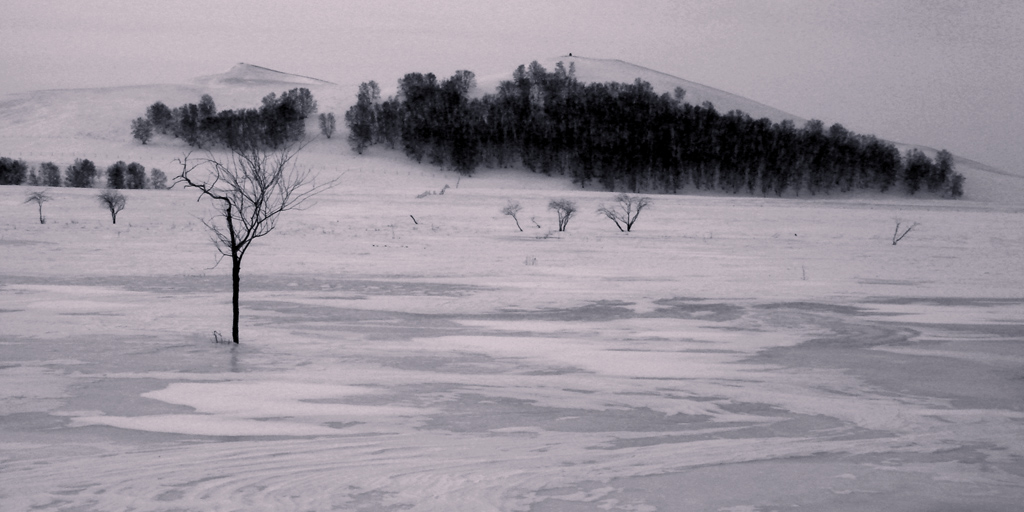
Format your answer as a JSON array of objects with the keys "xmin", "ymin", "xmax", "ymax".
[
  {"xmin": 548, "ymin": 198, "xmax": 577, "ymax": 232},
  {"xmin": 892, "ymin": 218, "xmax": 919, "ymax": 245},
  {"xmin": 97, "ymin": 189, "xmax": 127, "ymax": 224},
  {"xmin": 24, "ymin": 190, "xmax": 53, "ymax": 224},
  {"xmin": 501, "ymin": 199, "xmax": 523, "ymax": 231},
  {"xmin": 175, "ymin": 143, "xmax": 335, "ymax": 344},
  {"xmin": 597, "ymin": 193, "xmax": 651, "ymax": 232}
]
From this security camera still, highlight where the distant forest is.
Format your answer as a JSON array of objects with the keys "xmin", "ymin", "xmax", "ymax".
[
  {"xmin": 345, "ymin": 61, "xmax": 964, "ymax": 198},
  {"xmin": 133, "ymin": 88, "xmax": 318, "ymax": 150}
]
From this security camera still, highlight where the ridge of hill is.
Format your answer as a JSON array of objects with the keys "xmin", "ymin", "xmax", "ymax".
[
  {"xmin": 473, "ymin": 55, "xmax": 806, "ymax": 126},
  {"xmin": 193, "ymin": 63, "xmax": 337, "ymax": 87}
]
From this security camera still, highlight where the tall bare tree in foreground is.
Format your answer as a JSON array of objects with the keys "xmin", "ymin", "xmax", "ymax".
[
  {"xmin": 597, "ymin": 193, "xmax": 651, "ymax": 232},
  {"xmin": 175, "ymin": 143, "xmax": 334, "ymax": 344}
]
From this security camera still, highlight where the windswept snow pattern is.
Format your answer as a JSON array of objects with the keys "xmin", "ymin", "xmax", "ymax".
[{"xmin": 1, "ymin": 179, "xmax": 1022, "ymax": 511}]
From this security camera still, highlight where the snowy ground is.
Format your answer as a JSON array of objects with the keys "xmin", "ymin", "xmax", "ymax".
[{"xmin": 1, "ymin": 152, "xmax": 1023, "ymax": 511}]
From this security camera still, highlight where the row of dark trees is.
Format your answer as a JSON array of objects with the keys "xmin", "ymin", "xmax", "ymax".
[
  {"xmin": 346, "ymin": 61, "xmax": 964, "ymax": 198},
  {"xmin": 1, "ymin": 156, "xmax": 168, "ymax": 189},
  {"xmin": 135, "ymin": 88, "xmax": 318, "ymax": 150}
]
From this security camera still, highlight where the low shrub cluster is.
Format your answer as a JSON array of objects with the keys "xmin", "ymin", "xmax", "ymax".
[{"xmin": 502, "ymin": 194, "xmax": 651, "ymax": 233}]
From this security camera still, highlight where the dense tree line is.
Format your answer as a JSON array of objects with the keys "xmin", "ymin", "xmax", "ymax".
[
  {"xmin": 1, "ymin": 156, "xmax": 168, "ymax": 189},
  {"xmin": 346, "ymin": 62, "xmax": 964, "ymax": 198},
  {"xmin": 0, "ymin": 157, "xmax": 30, "ymax": 185},
  {"xmin": 136, "ymin": 88, "xmax": 318, "ymax": 150}
]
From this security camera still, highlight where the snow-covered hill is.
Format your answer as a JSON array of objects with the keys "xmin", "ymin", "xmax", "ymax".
[
  {"xmin": 1, "ymin": 58, "xmax": 1021, "ymax": 204},
  {"xmin": 193, "ymin": 63, "xmax": 337, "ymax": 87},
  {"xmin": 474, "ymin": 55, "xmax": 806, "ymax": 126}
]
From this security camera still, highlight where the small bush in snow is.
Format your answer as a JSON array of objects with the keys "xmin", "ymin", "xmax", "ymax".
[
  {"xmin": 548, "ymin": 198, "xmax": 577, "ymax": 232},
  {"xmin": 501, "ymin": 200, "xmax": 523, "ymax": 231},
  {"xmin": 24, "ymin": 190, "xmax": 53, "ymax": 224},
  {"xmin": 891, "ymin": 218, "xmax": 918, "ymax": 246},
  {"xmin": 597, "ymin": 194, "xmax": 651, "ymax": 232},
  {"xmin": 97, "ymin": 189, "xmax": 127, "ymax": 224}
]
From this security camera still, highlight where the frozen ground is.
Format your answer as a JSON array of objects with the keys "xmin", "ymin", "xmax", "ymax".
[{"xmin": 1, "ymin": 163, "xmax": 1023, "ymax": 511}]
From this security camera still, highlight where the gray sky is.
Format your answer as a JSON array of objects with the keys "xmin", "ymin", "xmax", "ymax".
[{"xmin": 3, "ymin": 0, "xmax": 1022, "ymax": 173}]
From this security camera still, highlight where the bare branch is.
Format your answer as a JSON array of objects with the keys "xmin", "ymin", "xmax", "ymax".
[
  {"xmin": 174, "ymin": 142, "xmax": 336, "ymax": 344},
  {"xmin": 501, "ymin": 200, "xmax": 523, "ymax": 231},
  {"xmin": 892, "ymin": 217, "xmax": 919, "ymax": 245},
  {"xmin": 24, "ymin": 190, "xmax": 53, "ymax": 224},
  {"xmin": 97, "ymin": 189, "xmax": 127, "ymax": 224},
  {"xmin": 548, "ymin": 198, "xmax": 577, "ymax": 232},
  {"xmin": 597, "ymin": 194, "xmax": 651, "ymax": 232}
]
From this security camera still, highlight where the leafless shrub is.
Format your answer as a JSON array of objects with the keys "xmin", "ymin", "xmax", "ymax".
[
  {"xmin": 596, "ymin": 193, "xmax": 651, "ymax": 232},
  {"xmin": 892, "ymin": 217, "xmax": 919, "ymax": 245},
  {"xmin": 548, "ymin": 198, "xmax": 577, "ymax": 232},
  {"xmin": 24, "ymin": 190, "xmax": 53, "ymax": 224},
  {"xmin": 97, "ymin": 189, "xmax": 126, "ymax": 224},
  {"xmin": 501, "ymin": 199, "xmax": 523, "ymax": 231}
]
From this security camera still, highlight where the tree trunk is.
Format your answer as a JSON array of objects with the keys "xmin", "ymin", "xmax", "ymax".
[{"xmin": 231, "ymin": 250, "xmax": 241, "ymax": 344}]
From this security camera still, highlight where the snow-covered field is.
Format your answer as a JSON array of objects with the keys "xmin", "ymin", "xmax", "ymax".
[
  {"xmin": 2, "ymin": 63, "xmax": 1024, "ymax": 511},
  {"xmin": 3, "ymin": 157, "xmax": 1023, "ymax": 510}
]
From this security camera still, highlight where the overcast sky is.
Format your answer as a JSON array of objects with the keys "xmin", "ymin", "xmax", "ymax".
[{"xmin": 3, "ymin": 0, "xmax": 1022, "ymax": 173}]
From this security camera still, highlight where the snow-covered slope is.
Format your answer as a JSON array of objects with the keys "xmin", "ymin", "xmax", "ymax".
[
  {"xmin": 1, "ymin": 154, "xmax": 1022, "ymax": 511},
  {"xmin": 193, "ymin": 63, "xmax": 337, "ymax": 87},
  {"xmin": 0, "ymin": 64, "xmax": 353, "ymax": 158},
  {"xmin": 473, "ymin": 55, "xmax": 806, "ymax": 126},
  {"xmin": 0, "ymin": 59, "xmax": 1020, "ymax": 203}
]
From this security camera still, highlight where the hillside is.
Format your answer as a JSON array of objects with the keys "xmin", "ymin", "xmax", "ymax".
[
  {"xmin": 473, "ymin": 55, "xmax": 806, "ymax": 126},
  {"xmin": 1, "ymin": 59, "xmax": 1021, "ymax": 203},
  {"xmin": 193, "ymin": 63, "xmax": 337, "ymax": 87}
]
